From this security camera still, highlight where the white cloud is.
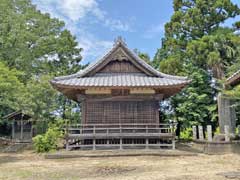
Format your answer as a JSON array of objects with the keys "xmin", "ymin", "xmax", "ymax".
[
  {"xmin": 77, "ymin": 35, "xmax": 113, "ymax": 64},
  {"xmin": 143, "ymin": 23, "xmax": 165, "ymax": 39},
  {"xmin": 105, "ymin": 19, "xmax": 132, "ymax": 32},
  {"xmin": 34, "ymin": 0, "xmax": 132, "ymax": 31},
  {"xmin": 33, "ymin": 0, "xmax": 133, "ymax": 63},
  {"xmin": 60, "ymin": 0, "xmax": 104, "ymax": 21}
]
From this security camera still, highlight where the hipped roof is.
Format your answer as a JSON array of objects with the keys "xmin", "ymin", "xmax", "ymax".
[
  {"xmin": 50, "ymin": 37, "xmax": 191, "ymax": 101},
  {"xmin": 51, "ymin": 37, "xmax": 189, "ymax": 89}
]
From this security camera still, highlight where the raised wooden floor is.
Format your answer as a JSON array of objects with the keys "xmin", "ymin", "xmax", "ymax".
[{"xmin": 65, "ymin": 123, "xmax": 176, "ymax": 150}]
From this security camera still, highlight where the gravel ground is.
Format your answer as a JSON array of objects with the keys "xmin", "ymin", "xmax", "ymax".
[{"xmin": 0, "ymin": 150, "xmax": 240, "ymax": 180}]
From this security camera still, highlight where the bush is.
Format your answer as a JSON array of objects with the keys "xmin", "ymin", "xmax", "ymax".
[
  {"xmin": 214, "ymin": 127, "xmax": 220, "ymax": 135},
  {"xmin": 180, "ymin": 127, "xmax": 192, "ymax": 140},
  {"xmin": 33, "ymin": 121, "xmax": 64, "ymax": 153}
]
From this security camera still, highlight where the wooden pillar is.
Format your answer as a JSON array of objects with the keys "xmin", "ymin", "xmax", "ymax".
[
  {"xmin": 66, "ymin": 139, "xmax": 69, "ymax": 150},
  {"xmin": 172, "ymin": 139, "xmax": 176, "ymax": 150},
  {"xmin": 156, "ymin": 101, "xmax": 160, "ymax": 124},
  {"xmin": 198, "ymin": 126, "xmax": 204, "ymax": 140},
  {"xmin": 120, "ymin": 124, "xmax": 122, "ymax": 134},
  {"xmin": 93, "ymin": 139, "xmax": 96, "ymax": 150},
  {"xmin": 30, "ymin": 123, "xmax": 33, "ymax": 139},
  {"xmin": 12, "ymin": 120, "xmax": 15, "ymax": 139},
  {"xmin": 119, "ymin": 138, "xmax": 123, "ymax": 150},
  {"xmin": 146, "ymin": 138, "xmax": 149, "ymax": 149},
  {"xmin": 218, "ymin": 93, "xmax": 236, "ymax": 134},
  {"xmin": 192, "ymin": 126, "xmax": 197, "ymax": 140},
  {"xmin": 20, "ymin": 119, "xmax": 23, "ymax": 140},
  {"xmin": 224, "ymin": 125, "xmax": 230, "ymax": 142},
  {"xmin": 93, "ymin": 125, "xmax": 96, "ymax": 150},
  {"xmin": 65, "ymin": 121, "xmax": 69, "ymax": 150},
  {"xmin": 207, "ymin": 125, "xmax": 212, "ymax": 142}
]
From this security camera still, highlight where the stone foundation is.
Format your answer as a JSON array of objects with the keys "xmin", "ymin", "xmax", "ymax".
[{"xmin": 192, "ymin": 140, "xmax": 240, "ymax": 154}]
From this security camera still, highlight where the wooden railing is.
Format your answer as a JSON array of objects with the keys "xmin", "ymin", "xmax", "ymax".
[{"xmin": 65, "ymin": 123, "xmax": 176, "ymax": 150}]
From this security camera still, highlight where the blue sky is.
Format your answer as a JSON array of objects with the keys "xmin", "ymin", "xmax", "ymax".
[{"xmin": 32, "ymin": 0, "xmax": 240, "ymax": 64}]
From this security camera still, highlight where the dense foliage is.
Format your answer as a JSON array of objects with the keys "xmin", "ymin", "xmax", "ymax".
[
  {"xmin": 152, "ymin": 0, "xmax": 240, "ymax": 131},
  {"xmin": 0, "ymin": 0, "xmax": 83, "ymax": 126},
  {"xmin": 33, "ymin": 119, "xmax": 65, "ymax": 152}
]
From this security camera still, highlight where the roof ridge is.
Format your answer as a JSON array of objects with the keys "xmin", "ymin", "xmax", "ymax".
[{"xmin": 52, "ymin": 37, "xmax": 189, "ymax": 82}]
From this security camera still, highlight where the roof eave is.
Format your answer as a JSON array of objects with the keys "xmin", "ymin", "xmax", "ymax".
[{"xmin": 225, "ymin": 70, "xmax": 240, "ymax": 87}]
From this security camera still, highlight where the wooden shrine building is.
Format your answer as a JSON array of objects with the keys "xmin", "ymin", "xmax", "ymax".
[
  {"xmin": 51, "ymin": 37, "xmax": 189, "ymax": 150},
  {"xmin": 3, "ymin": 111, "xmax": 33, "ymax": 142}
]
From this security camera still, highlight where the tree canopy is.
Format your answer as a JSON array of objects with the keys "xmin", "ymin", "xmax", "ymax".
[
  {"xmin": 0, "ymin": 0, "xmax": 83, "ymax": 125},
  {"xmin": 152, "ymin": 0, "xmax": 240, "ymax": 130}
]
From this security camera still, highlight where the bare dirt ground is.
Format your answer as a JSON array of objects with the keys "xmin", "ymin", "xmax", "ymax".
[{"xmin": 0, "ymin": 150, "xmax": 240, "ymax": 180}]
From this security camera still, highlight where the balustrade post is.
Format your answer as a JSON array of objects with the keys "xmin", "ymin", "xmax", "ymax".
[
  {"xmin": 93, "ymin": 139, "xmax": 96, "ymax": 150},
  {"xmin": 120, "ymin": 138, "xmax": 123, "ymax": 150},
  {"xmin": 80, "ymin": 125, "xmax": 82, "ymax": 135},
  {"xmin": 66, "ymin": 139, "xmax": 69, "ymax": 151},
  {"xmin": 65, "ymin": 120, "xmax": 69, "ymax": 151},
  {"xmin": 172, "ymin": 138, "xmax": 175, "ymax": 150},
  {"xmin": 93, "ymin": 125, "xmax": 95, "ymax": 135},
  {"xmin": 92, "ymin": 125, "xmax": 96, "ymax": 150},
  {"xmin": 146, "ymin": 138, "xmax": 149, "ymax": 149}
]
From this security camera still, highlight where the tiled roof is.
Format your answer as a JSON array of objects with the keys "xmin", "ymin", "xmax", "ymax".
[
  {"xmin": 71, "ymin": 38, "xmax": 187, "ymax": 80},
  {"xmin": 52, "ymin": 73, "xmax": 189, "ymax": 88},
  {"xmin": 51, "ymin": 37, "xmax": 190, "ymax": 89}
]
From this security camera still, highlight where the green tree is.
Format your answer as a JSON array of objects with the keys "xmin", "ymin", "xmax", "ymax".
[
  {"xmin": 172, "ymin": 67, "xmax": 217, "ymax": 128},
  {"xmin": 134, "ymin": 49, "xmax": 151, "ymax": 64},
  {"xmin": 153, "ymin": 0, "xmax": 240, "ymax": 131},
  {"xmin": 153, "ymin": 0, "xmax": 240, "ymax": 74},
  {"xmin": 187, "ymin": 28, "xmax": 240, "ymax": 79},
  {"xmin": 0, "ymin": 62, "xmax": 26, "ymax": 118},
  {"xmin": 0, "ymin": 0, "xmax": 82, "ymax": 80},
  {"xmin": 0, "ymin": 0, "xmax": 83, "ymax": 124},
  {"xmin": 225, "ymin": 85, "xmax": 240, "ymax": 99},
  {"xmin": 23, "ymin": 75, "xmax": 57, "ymax": 121}
]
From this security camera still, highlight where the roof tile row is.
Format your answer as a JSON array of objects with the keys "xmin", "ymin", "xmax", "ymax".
[{"xmin": 53, "ymin": 73, "xmax": 188, "ymax": 87}]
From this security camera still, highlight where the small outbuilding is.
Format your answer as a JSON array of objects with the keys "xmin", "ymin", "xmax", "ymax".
[{"xmin": 3, "ymin": 111, "xmax": 34, "ymax": 142}]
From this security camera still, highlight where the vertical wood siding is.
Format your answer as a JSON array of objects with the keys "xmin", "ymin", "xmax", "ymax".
[
  {"xmin": 99, "ymin": 61, "xmax": 142, "ymax": 73},
  {"xmin": 84, "ymin": 101, "xmax": 159, "ymax": 124}
]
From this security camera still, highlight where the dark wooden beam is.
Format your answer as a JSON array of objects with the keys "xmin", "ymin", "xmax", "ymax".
[{"xmin": 77, "ymin": 94, "xmax": 164, "ymax": 102}]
